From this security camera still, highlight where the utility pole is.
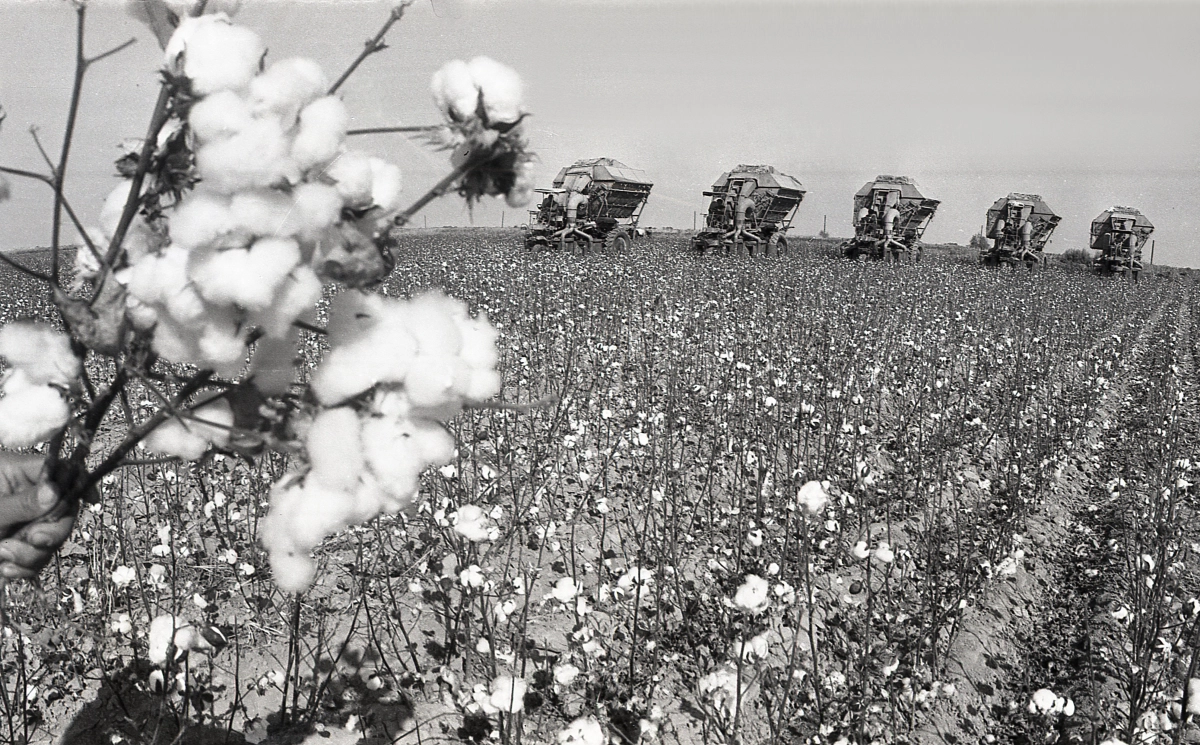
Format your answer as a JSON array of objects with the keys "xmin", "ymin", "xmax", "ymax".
[
  {"xmin": 424, "ymin": 215, "xmax": 427, "ymax": 229},
  {"xmin": 1150, "ymin": 239, "xmax": 1155, "ymax": 265},
  {"xmin": 823, "ymin": 214, "xmax": 827, "ymax": 235},
  {"xmin": 501, "ymin": 211, "xmax": 505, "ymax": 228},
  {"xmin": 693, "ymin": 211, "xmax": 697, "ymax": 231}
]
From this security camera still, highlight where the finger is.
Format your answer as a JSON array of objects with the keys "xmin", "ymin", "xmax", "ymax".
[
  {"xmin": 0, "ymin": 539, "xmax": 51, "ymax": 571},
  {"xmin": 0, "ymin": 479, "xmax": 61, "ymax": 539},
  {"xmin": 23, "ymin": 510, "xmax": 77, "ymax": 551},
  {"xmin": 0, "ymin": 563, "xmax": 38, "ymax": 581}
]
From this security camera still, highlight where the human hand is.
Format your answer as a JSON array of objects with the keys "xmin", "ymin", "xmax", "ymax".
[{"xmin": 0, "ymin": 453, "xmax": 78, "ymax": 581}]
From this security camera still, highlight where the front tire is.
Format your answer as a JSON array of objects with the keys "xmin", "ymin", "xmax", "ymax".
[{"xmin": 606, "ymin": 230, "xmax": 631, "ymax": 253}]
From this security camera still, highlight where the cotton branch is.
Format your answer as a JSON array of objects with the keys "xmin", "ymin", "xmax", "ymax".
[{"xmin": 327, "ymin": 0, "xmax": 416, "ymax": 95}]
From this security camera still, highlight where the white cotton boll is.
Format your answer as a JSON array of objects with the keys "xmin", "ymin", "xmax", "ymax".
[
  {"xmin": 368, "ymin": 158, "xmax": 403, "ymax": 213},
  {"xmin": 250, "ymin": 57, "xmax": 329, "ymax": 124},
  {"xmin": 410, "ymin": 418, "xmax": 455, "ymax": 466},
  {"xmin": 123, "ymin": 245, "xmax": 190, "ymax": 306},
  {"xmin": 404, "ymin": 355, "xmax": 469, "ymax": 411},
  {"xmin": 250, "ymin": 335, "xmax": 298, "ymax": 395},
  {"xmin": 280, "ymin": 183, "xmax": 343, "ymax": 242},
  {"xmin": 360, "ymin": 417, "xmax": 424, "ymax": 501},
  {"xmin": 404, "ymin": 293, "xmax": 464, "ymax": 356},
  {"xmin": 250, "ymin": 266, "xmax": 322, "ymax": 338},
  {"xmin": 269, "ymin": 550, "xmax": 316, "ymax": 594},
  {"xmin": 311, "ymin": 331, "xmax": 417, "ymax": 406},
  {"xmin": 150, "ymin": 316, "xmax": 201, "ymax": 365},
  {"xmin": 187, "ymin": 90, "xmax": 253, "ymax": 143},
  {"xmin": 143, "ymin": 416, "xmax": 209, "ymax": 460},
  {"xmin": 170, "ymin": 191, "xmax": 235, "ymax": 249},
  {"xmin": 431, "ymin": 59, "xmax": 479, "ymax": 122},
  {"xmin": 147, "ymin": 614, "xmax": 187, "ymax": 666},
  {"xmin": 164, "ymin": 285, "xmax": 209, "ymax": 324},
  {"xmin": 100, "ymin": 180, "xmax": 137, "ymax": 239},
  {"xmin": 196, "ymin": 316, "xmax": 248, "ymax": 376},
  {"xmin": 190, "ymin": 237, "xmax": 299, "ymax": 311},
  {"xmin": 165, "ymin": 15, "xmax": 264, "ymax": 95},
  {"xmin": 193, "ymin": 398, "xmax": 234, "ymax": 448},
  {"xmin": 305, "ymin": 407, "xmax": 365, "ymax": 492},
  {"xmin": 229, "ymin": 188, "xmax": 293, "ymax": 238},
  {"xmin": 195, "ymin": 117, "xmax": 298, "ymax": 193},
  {"xmin": 126, "ymin": 296, "xmax": 160, "ymax": 331},
  {"xmin": 467, "ymin": 56, "xmax": 523, "ymax": 125},
  {"xmin": 326, "ymin": 152, "xmax": 374, "ymax": 209},
  {"xmin": 465, "ymin": 368, "xmax": 502, "ymax": 403},
  {"xmin": 457, "ymin": 313, "xmax": 500, "ymax": 370},
  {"xmin": 74, "ymin": 238, "xmax": 104, "ymax": 281},
  {"xmin": 291, "ymin": 97, "xmax": 348, "ymax": 173},
  {"xmin": 286, "ymin": 479, "xmax": 357, "ymax": 550},
  {"xmin": 0, "ymin": 322, "xmax": 81, "ymax": 387},
  {"xmin": 0, "ymin": 371, "xmax": 71, "ymax": 448}
]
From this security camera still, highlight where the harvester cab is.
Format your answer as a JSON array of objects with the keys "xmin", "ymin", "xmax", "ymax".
[
  {"xmin": 1091, "ymin": 206, "xmax": 1154, "ymax": 279},
  {"xmin": 524, "ymin": 158, "xmax": 653, "ymax": 253},
  {"xmin": 841, "ymin": 175, "xmax": 939, "ymax": 262},
  {"xmin": 981, "ymin": 193, "xmax": 1061, "ymax": 268},
  {"xmin": 690, "ymin": 165, "xmax": 805, "ymax": 257}
]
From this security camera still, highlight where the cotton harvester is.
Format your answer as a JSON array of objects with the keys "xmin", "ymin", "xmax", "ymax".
[
  {"xmin": 1091, "ymin": 206, "xmax": 1154, "ymax": 279},
  {"xmin": 840, "ymin": 175, "xmax": 939, "ymax": 261},
  {"xmin": 524, "ymin": 158, "xmax": 653, "ymax": 252},
  {"xmin": 980, "ymin": 193, "xmax": 1061, "ymax": 268},
  {"xmin": 690, "ymin": 165, "xmax": 805, "ymax": 256}
]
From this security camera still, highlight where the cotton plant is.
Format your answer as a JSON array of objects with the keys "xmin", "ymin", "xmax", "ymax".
[{"xmin": 0, "ymin": 0, "xmax": 534, "ymax": 600}]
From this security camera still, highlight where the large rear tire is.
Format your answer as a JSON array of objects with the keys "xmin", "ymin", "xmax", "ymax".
[{"xmin": 606, "ymin": 229, "xmax": 631, "ymax": 253}]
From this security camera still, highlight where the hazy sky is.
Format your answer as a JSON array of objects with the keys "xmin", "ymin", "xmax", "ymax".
[{"xmin": 2, "ymin": 0, "xmax": 1198, "ymax": 265}]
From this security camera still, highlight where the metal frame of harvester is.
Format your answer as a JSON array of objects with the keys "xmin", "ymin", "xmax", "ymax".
[
  {"xmin": 690, "ymin": 165, "xmax": 805, "ymax": 257},
  {"xmin": 1091, "ymin": 206, "xmax": 1154, "ymax": 279},
  {"xmin": 841, "ymin": 175, "xmax": 939, "ymax": 261},
  {"xmin": 981, "ymin": 193, "xmax": 1061, "ymax": 268},
  {"xmin": 524, "ymin": 158, "xmax": 653, "ymax": 253}
]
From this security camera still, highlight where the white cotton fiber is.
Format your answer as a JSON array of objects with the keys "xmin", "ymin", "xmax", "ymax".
[
  {"xmin": 143, "ymin": 398, "xmax": 232, "ymax": 460},
  {"xmin": 250, "ymin": 266, "xmax": 323, "ymax": 339},
  {"xmin": 404, "ymin": 292, "xmax": 464, "ymax": 356},
  {"xmin": 100, "ymin": 181, "xmax": 137, "ymax": 239},
  {"xmin": 431, "ymin": 59, "xmax": 479, "ymax": 122},
  {"xmin": 195, "ymin": 117, "xmax": 298, "ymax": 193},
  {"xmin": 0, "ymin": 370, "xmax": 71, "ymax": 448},
  {"xmin": 403, "ymin": 354, "xmax": 469, "ymax": 411},
  {"xmin": 188, "ymin": 90, "xmax": 253, "ymax": 143},
  {"xmin": 125, "ymin": 296, "xmax": 160, "ymax": 331},
  {"xmin": 0, "ymin": 321, "xmax": 81, "ymax": 387},
  {"xmin": 369, "ymin": 157, "xmax": 403, "ymax": 213},
  {"xmin": 230, "ymin": 188, "xmax": 293, "ymax": 238},
  {"xmin": 311, "ymin": 326, "xmax": 418, "ymax": 406},
  {"xmin": 280, "ymin": 183, "xmax": 343, "ymax": 242},
  {"xmin": 305, "ymin": 407, "xmax": 364, "ymax": 492},
  {"xmin": 457, "ymin": 312, "xmax": 500, "ymax": 370},
  {"xmin": 195, "ymin": 316, "xmax": 249, "ymax": 376},
  {"xmin": 74, "ymin": 236, "xmax": 104, "ymax": 281},
  {"xmin": 325, "ymin": 290, "xmax": 383, "ymax": 346},
  {"xmin": 291, "ymin": 96, "xmax": 349, "ymax": 173},
  {"xmin": 326, "ymin": 151, "xmax": 374, "ymax": 209},
  {"xmin": 192, "ymin": 398, "xmax": 234, "ymax": 448},
  {"xmin": 122, "ymin": 245, "xmax": 190, "ymax": 306},
  {"xmin": 190, "ymin": 237, "xmax": 299, "ymax": 311},
  {"xmin": 163, "ymin": 284, "xmax": 209, "ymax": 325},
  {"xmin": 250, "ymin": 57, "xmax": 329, "ymax": 124},
  {"xmin": 165, "ymin": 15, "xmax": 264, "ymax": 95},
  {"xmin": 467, "ymin": 57, "xmax": 523, "ymax": 125},
  {"xmin": 170, "ymin": 191, "xmax": 234, "ymax": 249},
  {"xmin": 466, "ymin": 368, "xmax": 502, "ymax": 402},
  {"xmin": 250, "ymin": 334, "xmax": 298, "ymax": 394},
  {"xmin": 150, "ymin": 315, "xmax": 201, "ymax": 366},
  {"xmin": 268, "ymin": 548, "xmax": 316, "ymax": 594},
  {"xmin": 360, "ymin": 416, "xmax": 423, "ymax": 501},
  {"xmin": 147, "ymin": 614, "xmax": 187, "ymax": 665}
]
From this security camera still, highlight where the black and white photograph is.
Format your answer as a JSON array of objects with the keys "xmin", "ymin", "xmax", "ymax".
[{"xmin": 0, "ymin": 0, "xmax": 1198, "ymax": 743}]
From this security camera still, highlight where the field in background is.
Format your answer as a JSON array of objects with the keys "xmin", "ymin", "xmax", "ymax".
[{"xmin": 2, "ymin": 230, "xmax": 1198, "ymax": 745}]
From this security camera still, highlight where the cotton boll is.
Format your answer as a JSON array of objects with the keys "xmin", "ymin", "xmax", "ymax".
[
  {"xmin": 147, "ymin": 614, "xmax": 188, "ymax": 666},
  {"xmin": 467, "ymin": 57, "xmax": 523, "ymax": 125},
  {"xmin": 195, "ymin": 117, "xmax": 298, "ymax": 193},
  {"xmin": 0, "ymin": 371, "xmax": 71, "ymax": 448},
  {"xmin": 457, "ymin": 313, "xmax": 499, "ymax": 370},
  {"xmin": 431, "ymin": 59, "xmax": 479, "ymax": 122},
  {"xmin": 164, "ymin": 284, "xmax": 209, "ymax": 324},
  {"xmin": 100, "ymin": 180, "xmax": 138, "ymax": 239},
  {"xmin": 285, "ymin": 479, "xmax": 357, "ymax": 550},
  {"xmin": 291, "ymin": 97, "xmax": 348, "ymax": 173},
  {"xmin": 279, "ymin": 183, "xmax": 343, "ymax": 242},
  {"xmin": 465, "ymin": 368, "xmax": 502, "ymax": 403},
  {"xmin": 409, "ymin": 417, "xmax": 455, "ymax": 466},
  {"xmin": 125, "ymin": 296, "xmax": 160, "ymax": 331},
  {"xmin": 404, "ymin": 293, "xmax": 464, "ymax": 356},
  {"xmin": 165, "ymin": 15, "xmax": 264, "ymax": 95},
  {"xmin": 195, "ymin": 316, "xmax": 248, "ymax": 376},
  {"xmin": 404, "ymin": 354, "xmax": 469, "ymax": 411},
  {"xmin": 187, "ymin": 90, "xmax": 253, "ymax": 143},
  {"xmin": 143, "ymin": 416, "xmax": 209, "ymax": 460},
  {"xmin": 305, "ymin": 407, "xmax": 364, "ymax": 492},
  {"xmin": 312, "ymin": 329, "xmax": 417, "ymax": 406},
  {"xmin": 268, "ymin": 549, "xmax": 316, "ymax": 594},
  {"xmin": 325, "ymin": 291, "xmax": 383, "ymax": 346},
  {"xmin": 171, "ymin": 191, "xmax": 235, "ymax": 249},
  {"xmin": 360, "ymin": 416, "xmax": 424, "ymax": 501},
  {"xmin": 230, "ymin": 188, "xmax": 293, "ymax": 238},
  {"xmin": 250, "ymin": 57, "xmax": 328, "ymax": 124},
  {"xmin": 74, "ymin": 236, "xmax": 104, "ymax": 281},
  {"xmin": 326, "ymin": 151, "xmax": 375, "ymax": 209},
  {"xmin": 0, "ymin": 322, "xmax": 81, "ymax": 387},
  {"xmin": 123, "ymin": 245, "xmax": 190, "ymax": 306},
  {"xmin": 192, "ymin": 398, "xmax": 234, "ymax": 448},
  {"xmin": 250, "ymin": 334, "xmax": 298, "ymax": 394},
  {"xmin": 249, "ymin": 266, "xmax": 322, "ymax": 338},
  {"xmin": 368, "ymin": 158, "xmax": 403, "ymax": 213},
  {"xmin": 190, "ymin": 237, "xmax": 299, "ymax": 311}
]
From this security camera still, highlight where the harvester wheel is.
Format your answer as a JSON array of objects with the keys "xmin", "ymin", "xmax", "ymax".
[
  {"xmin": 767, "ymin": 234, "xmax": 788, "ymax": 257},
  {"xmin": 606, "ymin": 230, "xmax": 631, "ymax": 253}
]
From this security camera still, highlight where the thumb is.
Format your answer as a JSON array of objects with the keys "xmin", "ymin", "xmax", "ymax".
[{"xmin": 0, "ymin": 459, "xmax": 59, "ymax": 532}]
